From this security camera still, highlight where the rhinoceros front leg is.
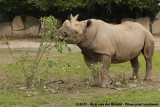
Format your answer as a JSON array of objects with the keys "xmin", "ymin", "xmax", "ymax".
[
  {"xmin": 100, "ymin": 55, "xmax": 111, "ymax": 88},
  {"xmin": 83, "ymin": 55, "xmax": 100, "ymax": 87}
]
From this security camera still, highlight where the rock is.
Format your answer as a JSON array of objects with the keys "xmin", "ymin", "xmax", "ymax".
[
  {"xmin": 155, "ymin": 11, "xmax": 160, "ymax": 20},
  {"xmin": 25, "ymin": 16, "xmax": 40, "ymax": 36},
  {"xmin": 152, "ymin": 20, "xmax": 160, "ymax": 35},
  {"xmin": 12, "ymin": 30, "xmax": 26, "ymax": 37},
  {"xmin": 121, "ymin": 18, "xmax": 134, "ymax": 23},
  {"xmin": 135, "ymin": 17, "xmax": 150, "ymax": 31},
  {"xmin": 0, "ymin": 22, "xmax": 13, "ymax": 37},
  {"xmin": 25, "ymin": 26, "xmax": 40, "ymax": 36},
  {"xmin": 12, "ymin": 16, "xmax": 24, "ymax": 31},
  {"xmin": 25, "ymin": 16, "xmax": 40, "ymax": 28}
]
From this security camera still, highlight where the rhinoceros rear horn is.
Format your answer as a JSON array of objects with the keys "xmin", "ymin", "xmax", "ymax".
[{"xmin": 74, "ymin": 14, "xmax": 79, "ymax": 22}]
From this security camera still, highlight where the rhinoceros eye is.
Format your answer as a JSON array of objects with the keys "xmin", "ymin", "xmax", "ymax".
[{"xmin": 64, "ymin": 32, "xmax": 68, "ymax": 37}]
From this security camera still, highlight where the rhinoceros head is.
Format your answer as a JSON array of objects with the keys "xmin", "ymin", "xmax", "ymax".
[{"xmin": 59, "ymin": 14, "xmax": 92, "ymax": 44}]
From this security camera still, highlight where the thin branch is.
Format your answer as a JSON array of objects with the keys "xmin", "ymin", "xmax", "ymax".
[
  {"xmin": 6, "ymin": 74, "xmax": 15, "ymax": 88},
  {"xmin": 27, "ymin": 38, "xmax": 48, "ymax": 88},
  {"xmin": 45, "ymin": 79, "xmax": 65, "ymax": 85},
  {"xmin": 3, "ymin": 36, "xmax": 26, "ymax": 75}
]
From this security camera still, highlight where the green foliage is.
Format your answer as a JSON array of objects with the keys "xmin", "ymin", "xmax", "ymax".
[
  {"xmin": 40, "ymin": 16, "xmax": 72, "ymax": 53},
  {"xmin": 1, "ymin": 0, "xmax": 159, "ymax": 22},
  {"xmin": 96, "ymin": 0, "xmax": 159, "ymax": 10},
  {"xmin": 28, "ymin": 0, "xmax": 88, "ymax": 11},
  {"xmin": 0, "ymin": 0, "xmax": 35, "ymax": 14},
  {"xmin": 90, "ymin": 62, "xmax": 104, "ymax": 75},
  {"xmin": 25, "ymin": 0, "xmax": 160, "ymax": 22},
  {"xmin": 27, "ymin": 0, "xmax": 160, "ymax": 13}
]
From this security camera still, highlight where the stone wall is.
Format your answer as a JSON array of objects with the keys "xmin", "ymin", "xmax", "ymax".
[
  {"xmin": 1, "ymin": 15, "xmax": 160, "ymax": 37},
  {"xmin": 121, "ymin": 17, "xmax": 151, "ymax": 31},
  {"xmin": 0, "ymin": 15, "xmax": 40, "ymax": 37},
  {"xmin": 121, "ymin": 17, "xmax": 160, "ymax": 35},
  {"xmin": 152, "ymin": 20, "xmax": 160, "ymax": 35},
  {"xmin": 135, "ymin": 17, "xmax": 150, "ymax": 31}
]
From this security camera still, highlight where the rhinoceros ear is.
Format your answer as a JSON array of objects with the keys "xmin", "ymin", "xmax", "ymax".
[{"xmin": 86, "ymin": 19, "xmax": 92, "ymax": 28}]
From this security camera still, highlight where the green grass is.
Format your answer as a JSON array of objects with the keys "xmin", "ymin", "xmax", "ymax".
[
  {"xmin": 0, "ymin": 50, "xmax": 160, "ymax": 106},
  {"xmin": 0, "ymin": 88, "xmax": 160, "ymax": 107}
]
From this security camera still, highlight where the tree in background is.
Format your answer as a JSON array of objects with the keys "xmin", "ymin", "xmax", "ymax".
[
  {"xmin": 28, "ymin": 0, "xmax": 160, "ymax": 22},
  {"xmin": 0, "ymin": 0, "xmax": 160, "ymax": 22}
]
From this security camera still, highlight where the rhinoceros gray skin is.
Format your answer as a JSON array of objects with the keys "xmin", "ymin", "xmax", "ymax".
[{"xmin": 59, "ymin": 14, "xmax": 155, "ymax": 88}]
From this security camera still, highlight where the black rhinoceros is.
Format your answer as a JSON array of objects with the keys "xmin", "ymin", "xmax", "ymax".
[{"xmin": 59, "ymin": 14, "xmax": 155, "ymax": 88}]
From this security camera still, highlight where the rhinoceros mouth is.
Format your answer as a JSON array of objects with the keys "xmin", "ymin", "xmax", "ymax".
[
  {"xmin": 59, "ymin": 32, "xmax": 69, "ymax": 41},
  {"xmin": 59, "ymin": 35, "xmax": 64, "ymax": 41}
]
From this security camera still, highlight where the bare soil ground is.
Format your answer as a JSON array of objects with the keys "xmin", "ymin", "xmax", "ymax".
[
  {"xmin": 43, "ymin": 70, "xmax": 160, "ymax": 93},
  {"xmin": 0, "ymin": 37, "xmax": 81, "ymax": 52}
]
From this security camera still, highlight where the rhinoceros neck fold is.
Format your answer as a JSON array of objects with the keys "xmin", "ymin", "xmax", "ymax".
[{"xmin": 77, "ymin": 19, "xmax": 97, "ymax": 49}]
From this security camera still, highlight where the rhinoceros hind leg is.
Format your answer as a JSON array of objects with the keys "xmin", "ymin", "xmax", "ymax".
[
  {"xmin": 142, "ymin": 37, "xmax": 155, "ymax": 81},
  {"xmin": 129, "ymin": 56, "xmax": 140, "ymax": 80},
  {"xmin": 144, "ymin": 58, "xmax": 152, "ymax": 81}
]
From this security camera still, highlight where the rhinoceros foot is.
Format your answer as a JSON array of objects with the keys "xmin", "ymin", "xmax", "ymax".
[
  {"xmin": 129, "ymin": 75, "xmax": 138, "ymax": 80},
  {"xmin": 100, "ymin": 76, "xmax": 111, "ymax": 88},
  {"xmin": 144, "ymin": 78, "xmax": 152, "ymax": 81},
  {"xmin": 90, "ymin": 79, "xmax": 100, "ymax": 87},
  {"xmin": 90, "ymin": 83, "xmax": 99, "ymax": 87}
]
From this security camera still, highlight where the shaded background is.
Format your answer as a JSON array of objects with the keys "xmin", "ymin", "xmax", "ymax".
[{"xmin": 0, "ymin": 0, "xmax": 160, "ymax": 23}]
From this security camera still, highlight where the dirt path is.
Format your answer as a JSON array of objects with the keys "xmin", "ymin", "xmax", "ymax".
[
  {"xmin": 0, "ymin": 37, "xmax": 81, "ymax": 52},
  {"xmin": 0, "ymin": 36, "xmax": 160, "ymax": 51}
]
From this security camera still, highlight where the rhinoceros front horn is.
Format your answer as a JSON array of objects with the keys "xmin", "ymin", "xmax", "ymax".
[{"xmin": 70, "ymin": 14, "xmax": 74, "ymax": 21}]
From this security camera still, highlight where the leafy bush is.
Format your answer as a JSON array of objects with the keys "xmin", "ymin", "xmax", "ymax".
[{"xmin": 2, "ymin": 16, "xmax": 71, "ymax": 89}]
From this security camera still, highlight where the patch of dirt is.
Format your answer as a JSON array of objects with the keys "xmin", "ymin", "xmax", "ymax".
[
  {"xmin": 40, "ymin": 70, "xmax": 160, "ymax": 96},
  {"xmin": 1, "ymin": 67, "xmax": 160, "ymax": 96}
]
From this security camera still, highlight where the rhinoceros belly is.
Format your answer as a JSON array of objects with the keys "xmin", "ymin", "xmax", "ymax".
[
  {"xmin": 111, "ymin": 53, "xmax": 139, "ymax": 63},
  {"xmin": 111, "ymin": 40, "xmax": 144, "ymax": 63}
]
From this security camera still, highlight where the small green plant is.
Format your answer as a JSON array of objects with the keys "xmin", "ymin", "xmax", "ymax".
[
  {"xmin": 90, "ymin": 62, "xmax": 104, "ymax": 74},
  {"xmin": 84, "ymin": 77, "xmax": 90, "ymax": 89},
  {"xmin": 42, "ymin": 85, "xmax": 61, "ymax": 93},
  {"xmin": 111, "ymin": 73, "xmax": 128, "ymax": 88},
  {"xmin": 90, "ymin": 62, "xmax": 113, "ymax": 84},
  {"xmin": 67, "ymin": 83, "xmax": 76, "ymax": 91}
]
